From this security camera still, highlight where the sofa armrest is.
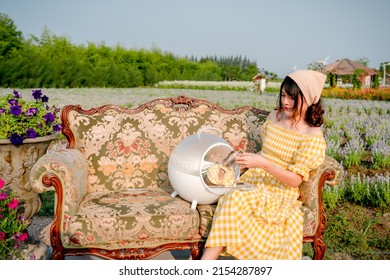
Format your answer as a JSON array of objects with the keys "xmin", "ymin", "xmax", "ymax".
[
  {"xmin": 322, "ymin": 155, "xmax": 344, "ymax": 187},
  {"xmin": 299, "ymin": 155, "xmax": 343, "ymax": 211},
  {"xmin": 30, "ymin": 149, "xmax": 89, "ymax": 216}
]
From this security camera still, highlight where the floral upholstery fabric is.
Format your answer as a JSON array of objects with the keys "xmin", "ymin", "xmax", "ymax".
[{"xmin": 30, "ymin": 98, "xmax": 342, "ymax": 251}]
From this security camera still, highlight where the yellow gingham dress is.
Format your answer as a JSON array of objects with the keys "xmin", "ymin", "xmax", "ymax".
[{"xmin": 205, "ymin": 119, "xmax": 326, "ymax": 259}]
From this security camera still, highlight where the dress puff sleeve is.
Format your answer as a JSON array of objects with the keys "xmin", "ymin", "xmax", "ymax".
[{"xmin": 287, "ymin": 135, "xmax": 326, "ymax": 181}]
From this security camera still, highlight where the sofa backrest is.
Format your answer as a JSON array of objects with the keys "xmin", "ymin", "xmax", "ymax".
[{"xmin": 61, "ymin": 96, "xmax": 269, "ymax": 193}]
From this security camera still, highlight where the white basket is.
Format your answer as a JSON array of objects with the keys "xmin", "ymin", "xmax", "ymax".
[{"xmin": 168, "ymin": 127, "xmax": 239, "ymax": 209}]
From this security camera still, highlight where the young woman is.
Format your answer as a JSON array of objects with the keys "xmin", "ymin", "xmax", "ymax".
[{"xmin": 201, "ymin": 70, "xmax": 327, "ymax": 260}]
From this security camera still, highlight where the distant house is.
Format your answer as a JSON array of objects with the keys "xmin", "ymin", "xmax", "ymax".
[{"xmin": 323, "ymin": 58, "xmax": 378, "ymax": 87}]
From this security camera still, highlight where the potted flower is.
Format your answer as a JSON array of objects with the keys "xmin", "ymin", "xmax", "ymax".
[
  {"xmin": 0, "ymin": 89, "xmax": 61, "ymax": 145},
  {"xmin": 0, "ymin": 178, "xmax": 29, "ymax": 259},
  {"xmin": 0, "ymin": 90, "xmax": 61, "ymax": 220}
]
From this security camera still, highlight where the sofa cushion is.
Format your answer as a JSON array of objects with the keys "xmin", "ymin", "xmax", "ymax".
[{"xmin": 64, "ymin": 188, "xmax": 200, "ymax": 249}]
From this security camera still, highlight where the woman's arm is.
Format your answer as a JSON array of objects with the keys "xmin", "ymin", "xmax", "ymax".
[{"xmin": 236, "ymin": 153, "xmax": 303, "ymax": 188}]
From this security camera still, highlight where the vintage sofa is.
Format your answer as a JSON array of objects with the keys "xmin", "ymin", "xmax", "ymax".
[{"xmin": 30, "ymin": 95, "xmax": 343, "ymax": 260}]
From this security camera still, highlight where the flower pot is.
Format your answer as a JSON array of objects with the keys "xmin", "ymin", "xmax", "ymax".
[{"xmin": 0, "ymin": 134, "xmax": 58, "ymax": 220}]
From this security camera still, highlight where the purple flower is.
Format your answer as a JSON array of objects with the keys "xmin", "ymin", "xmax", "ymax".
[
  {"xmin": 10, "ymin": 105, "xmax": 22, "ymax": 116},
  {"xmin": 32, "ymin": 89, "xmax": 42, "ymax": 100},
  {"xmin": 53, "ymin": 124, "xmax": 62, "ymax": 132},
  {"xmin": 13, "ymin": 90, "xmax": 22, "ymax": 98},
  {"xmin": 25, "ymin": 107, "xmax": 38, "ymax": 117},
  {"xmin": 41, "ymin": 95, "xmax": 49, "ymax": 102},
  {"xmin": 0, "ymin": 108, "xmax": 5, "ymax": 115},
  {"xmin": 43, "ymin": 112, "xmax": 55, "ymax": 124},
  {"xmin": 8, "ymin": 99, "xmax": 19, "ymax": 106},
  {"xmin": 26, "ymin": 128, "xmax": 37, "ymax": 138},
  {"xmin": 9, "ymin": 133, "xmax": 24, "ymax": 145}
]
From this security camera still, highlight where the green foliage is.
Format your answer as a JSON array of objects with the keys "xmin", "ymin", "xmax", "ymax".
[
  {"xmin": 195, "ymin": 54, "xmax": 260, "ymax": 81},
  {"xmin": 323, "ymin": 185, "xmax": 345, "ymax": 209},
  {"xmin": 37, "ymin": 191, "xmax": 55, "ymax": 217},
  {"xmin": 352, "ymin": 69, "xmax": 365, "ymax": 89},
  {"xmin": 324, "ymin": 174, "xmax": 390, "ymax": 208},
  {"xmin": 372, "ymin": 74, "xmax": 380, "ymax": 89},
  {"xmin": 0, "ymin": 13, "xmax": 22, "ymax": 58},
  {"xmin": 329, "ymin": 73, "xmax": 337, "ymax": 88},
  {"xmin": 0, "ymin": 18, "xmax": 264, "ymax": 88},
  {"xmin": 344, "ymin": 175, "xmax": 390, "ymax": 208},
  {"xmin": 323, "ymin": 203, "xmax": 390, "ymax": 260}
]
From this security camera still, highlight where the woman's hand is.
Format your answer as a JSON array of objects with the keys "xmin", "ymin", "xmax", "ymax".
[
  {"xmin": 236, "ymin": 152, "xmax": 303, "ymax": 188},
  {"xmin": 235, "ymin": 152, "xmax": 265, "ymax": 169}
]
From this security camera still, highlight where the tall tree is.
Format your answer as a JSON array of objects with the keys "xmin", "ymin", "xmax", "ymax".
[{"xmin": 0, "ymin": 13, "xmax": 22, "ymax": 57}]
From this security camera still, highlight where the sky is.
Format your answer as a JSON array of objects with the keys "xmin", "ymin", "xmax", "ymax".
[{"xmin": 1, "ymin": 0, "xmax": 390, "ymax": 78}]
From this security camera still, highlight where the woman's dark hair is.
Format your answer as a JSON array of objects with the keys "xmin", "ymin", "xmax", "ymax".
[{"xmin": 276, "ymin": 76, "xmax": 324, "ymax": 127}]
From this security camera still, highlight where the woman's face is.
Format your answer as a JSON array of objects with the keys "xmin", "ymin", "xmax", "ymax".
[{"xmin": 281, "ymin": 89, "xmax": 308, "ymax": 118}]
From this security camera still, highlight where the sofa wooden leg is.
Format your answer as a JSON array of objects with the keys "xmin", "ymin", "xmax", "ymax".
[
  {"xmin": 190, "ymin": 242, "xmax": 204, "ymax": 260},
  {"xmin": 51, "ymin": 248, "xmax": 65, "ymax": 260},
  {"xmin": 311, "ymin": 238, "xmax": 326, "ymax": 260}
]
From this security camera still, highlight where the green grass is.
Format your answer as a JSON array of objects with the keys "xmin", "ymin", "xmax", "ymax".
[
  {"xmin": 37, "ymin": 191, "xmax": 55, "ymax": 217},
  {"xmin": 322, "ymin": 203, "xmax": 389, "ymax": 260}
]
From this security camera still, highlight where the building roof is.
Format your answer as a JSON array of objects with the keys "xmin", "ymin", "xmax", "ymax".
[{"xmin": 324, "ymin": 58, "xmax": 377, "ymax": 76}]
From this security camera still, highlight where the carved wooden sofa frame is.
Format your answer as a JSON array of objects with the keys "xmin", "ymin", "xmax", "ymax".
[{"xmin": 30, "ymin": 95, "xmax": 342, "ymax": 260}]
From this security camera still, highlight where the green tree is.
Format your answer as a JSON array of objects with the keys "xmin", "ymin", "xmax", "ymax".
[
  {"xmin": 352, "ymin": 69, "xmax": 365, "ymax": 89},
  {"xmin": 0, "ymin": 13, "xmax": 22, "ymax": 58},
  {"xmin": 0, "ymin": 14, "xmax": 273, "ymax": 87}
]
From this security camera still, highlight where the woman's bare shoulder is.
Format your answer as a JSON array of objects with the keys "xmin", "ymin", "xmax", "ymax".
[{"xmin": 267, "ymin": 110, "xmax": 278, "ymax": 121}]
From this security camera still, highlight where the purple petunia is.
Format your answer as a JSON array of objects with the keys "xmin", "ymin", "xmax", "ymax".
[
  {"xmin": 13, "ymin": 90, "xmax": 22, "ymax": 98},
  {"xmin": 25, "ymin": 107, "xmax": 38, "ymax": 117},
  {"xmin": 53, "ymin": 124, "xmax": 62, "ymax": 132},
  {"xmin": 8, "ymin": 99, "xmax": 18, "ymax": 106},
  {"xmin": 0, "ymin": 108, "xmax": 5, "ymax": 115},
  {"xmin": 32, "ymin": 89, "xmax": 42, "ymax": 100},
  {"xmin": 10, "ymin": 105, "xmax": 22, "ymax": 116},
  {"xmin": 43, "ymin": 112, "xmax": 55, "ymax": 124},
  {"xmin": 9, "ymin": 133, "xmax": 24, "ymax": 145},
  {"xmin": 26, "ymin": 128, "xmax": 37, "ymax": 138},
  {"xmin": 41, "ymin": 95, "xmax": 49, "ymax": 102}
]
